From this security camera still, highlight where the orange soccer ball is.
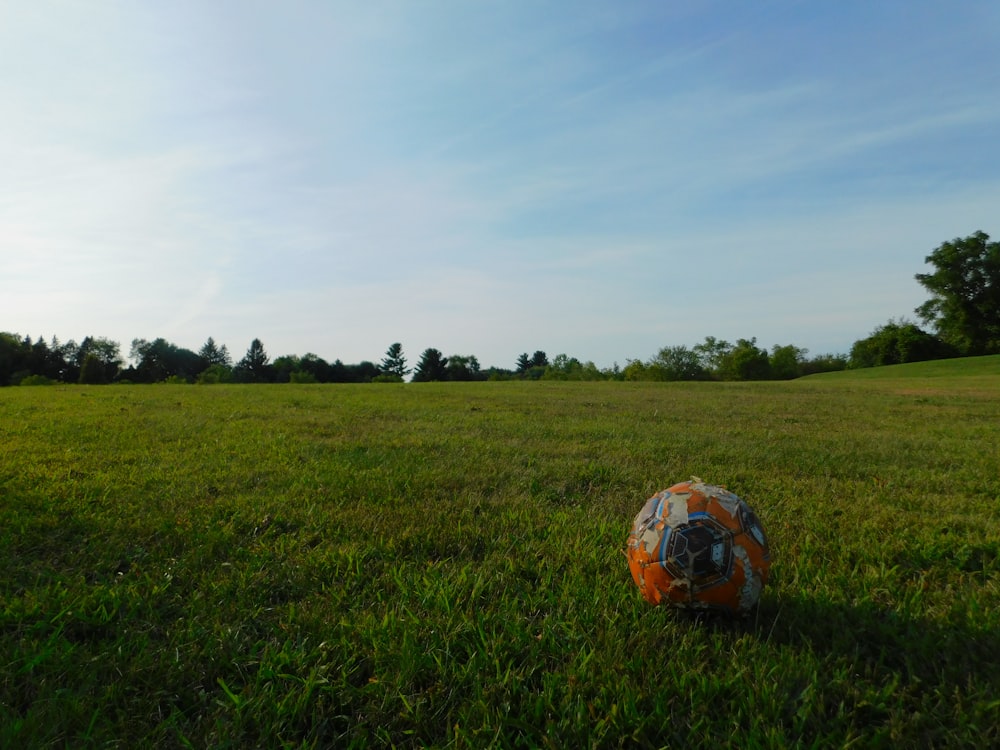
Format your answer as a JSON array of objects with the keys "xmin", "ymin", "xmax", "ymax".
[{"xmin": 626, "ymin": 478, "xmax": 770, "ymax": 614}]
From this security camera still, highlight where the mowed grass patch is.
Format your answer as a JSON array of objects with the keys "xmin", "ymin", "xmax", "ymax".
[{"xmin": 1, "ymin": 372, "xmax": 999, "ymax": 747}]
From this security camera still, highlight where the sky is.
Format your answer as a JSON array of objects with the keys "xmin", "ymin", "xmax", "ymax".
[{"xmin": 3, "ymin": 1, "xmax": 999, "ymax": 370}]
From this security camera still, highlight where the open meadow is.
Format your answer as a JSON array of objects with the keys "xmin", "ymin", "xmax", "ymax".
[{"xmin": 2, "ymin": 357, "xmax": 999, "ymax": 748}]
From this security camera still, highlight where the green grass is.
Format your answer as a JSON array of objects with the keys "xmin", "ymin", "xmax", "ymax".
[
  {"xmin": 2, "ymin": 362, "xmax": 999, "ymax": 747},
  {"xmin": 809, "ymin": 353, "xmax": 1000, "ymax": 381}
]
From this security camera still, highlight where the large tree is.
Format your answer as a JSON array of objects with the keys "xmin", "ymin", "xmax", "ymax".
[{"xmin": 915, "ymin": 231, "xmax": 1000, "ymax": 355}]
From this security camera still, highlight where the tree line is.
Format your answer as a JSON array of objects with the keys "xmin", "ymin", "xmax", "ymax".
[
  {"xmin": 2, "ymin": 231, "xmax": 996, "ymax": 386},
  {"xmin": 0, "ymin": 331, "xmax": 842, "ymax": 386}
]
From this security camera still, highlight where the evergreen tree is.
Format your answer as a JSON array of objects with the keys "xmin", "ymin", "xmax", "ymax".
[
  {"xmin": 199, "ymin": 337, "xmax": 231, "ymax": 367},
  {"xmin": 237, "ymin": 338, "xmax": 272, "ymax": 382},
  {"xmin": 379, "ymin": 342, "xmax": 411, "ymax": 380},
  {"xmin": 412, "ymin": 348, "xmax": 448, "ymax": 382}
]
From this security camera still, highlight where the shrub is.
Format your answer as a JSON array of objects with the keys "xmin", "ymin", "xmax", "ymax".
[
  {"xmin": 197, "ymin": 365, "xmax": 234, "ymax": 385},
  {"xmin": 19, "ymin": 374, "xmax": 56, "ymax": 386}
]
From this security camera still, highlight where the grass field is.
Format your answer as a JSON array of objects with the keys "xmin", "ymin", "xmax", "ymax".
[{"xmin": 2, "ymin": 357, "xmax": 999, "ymax": 747}]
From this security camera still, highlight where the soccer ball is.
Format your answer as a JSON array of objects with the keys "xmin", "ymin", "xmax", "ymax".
[{"xmin": 626, "ymin": 478, "xmax": 770, "ymax": 614}]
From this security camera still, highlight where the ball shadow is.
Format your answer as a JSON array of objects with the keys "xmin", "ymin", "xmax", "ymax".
[{"xmin": 688, "ymin": 592, "xmax": 999, "ymax": 687}]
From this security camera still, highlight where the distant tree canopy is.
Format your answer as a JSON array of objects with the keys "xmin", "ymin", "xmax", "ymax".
[
  {"xmin": 514, "ymin": 350, "xmax": 549, "ymax": 380},
  {"xmin": 0, "ymin": 333, "xmax": 36, "ymax": 385},
  {"xmin": 538, "ymin": 354, "xmax": 595, "ymax": 381},
  {"xmin": 849, "ymin": 319, "xmax": 956, "ymax": 368},
  {"xmin": 408, "ymin": 349, "xmax": 513, "ymax": 382},
  {"xmin": 623, "ymin": 338, "xmax": 815, "ymax": 382},
  {"xmin": 128, "ymin": 338, "xmax": 202, "ymax": 383},
  {"xmin": 0, "ymin": 332, "xmax": 847, "ymax": 386},
  {"xmin": 3, "ymin": 231, "xmax": 995, "ymax": 386},
  {"xmin": 915, "ymin": 230, "xmax": 1000, "ymax": 355},
  {"xmin": 446, "ymin": 354, "xmax": 481, "ymax": 381},
  {"xmin": 719, "ymin": 338, "xmax": 772, "ymax": 381},
  {"xmin": 769, "ymin": 344, "xmax": 808, "ymax": 380},
  {"xmin": 74, "ymin": 337, "xmax": 123, "ymax": 384},
  {"xmin": 628, "ymin": 345, "xmax": 708, "ymax": 382},
  {"xmin": 0, "ymin": 333, "xmax": 395, "ymax": 386},
  {"xmin": 693, "ymin": 336, "xmax": 732, "ymax": 374}
]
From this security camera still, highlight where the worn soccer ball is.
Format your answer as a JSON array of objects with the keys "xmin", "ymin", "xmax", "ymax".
[{"xmin": 626, "ymin": 478, "xmax": 770, "ymax": 614}]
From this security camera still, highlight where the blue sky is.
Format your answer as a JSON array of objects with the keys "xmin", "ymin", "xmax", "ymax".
[{"xmin": 3, "ymin": 1, "xmax": 999, "ymax": 369}]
